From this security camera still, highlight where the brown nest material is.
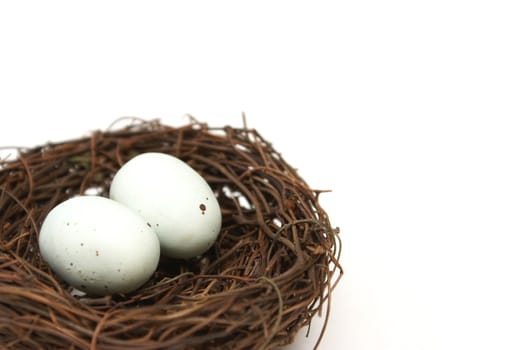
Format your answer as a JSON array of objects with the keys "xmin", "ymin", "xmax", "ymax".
[{"xmin": 0, "ymin": 119, "xmax": 342, "ymax": 350}]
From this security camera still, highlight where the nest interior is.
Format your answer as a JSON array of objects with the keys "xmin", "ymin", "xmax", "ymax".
[{"xmin": 0, "ymin": 120, "xmax": 342, "ymax": 350}]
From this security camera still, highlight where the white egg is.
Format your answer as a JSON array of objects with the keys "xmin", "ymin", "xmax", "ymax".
[
  {"xmin": 110, "ymin": 152, "xmax": 222, "ymax": 259},
  {"xmin": 38, "ymin": 196, "xmax": 160, "ymax": 295}
]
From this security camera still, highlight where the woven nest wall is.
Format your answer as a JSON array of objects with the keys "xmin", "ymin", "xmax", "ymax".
[{"xmin": 0, "ymin": 120, "xmax": 342, "ymax": 350}]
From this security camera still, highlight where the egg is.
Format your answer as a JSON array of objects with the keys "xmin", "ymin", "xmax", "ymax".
[
  {"xmin": 109, "ymin": 152, "xmax": 222, "ymax": 259},
  {"xmin": 38, "ymin": 196, "xmax": 160, "ymax": 295}
]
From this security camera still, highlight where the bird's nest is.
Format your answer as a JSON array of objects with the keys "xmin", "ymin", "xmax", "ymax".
[{"xmin": 0, "ymin": 119, "xmax": 342, "ymax": 350}]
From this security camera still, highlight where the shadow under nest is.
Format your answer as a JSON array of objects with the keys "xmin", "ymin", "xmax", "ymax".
[{"xmin": 0, "ymin": 119, "xmax": 342, "ymax": 350}]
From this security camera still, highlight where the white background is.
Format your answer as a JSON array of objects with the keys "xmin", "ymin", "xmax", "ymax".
[{"xmin": 1, "ymin": 1, "xmax": 522, "ymax": 350}]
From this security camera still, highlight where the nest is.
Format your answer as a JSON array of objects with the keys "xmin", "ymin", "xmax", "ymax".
[{"xmin": 0, "ymin": 119, "xmax": 342, "ymax": 350}]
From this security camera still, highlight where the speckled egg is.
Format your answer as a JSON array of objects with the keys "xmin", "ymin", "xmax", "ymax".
[
  {"xmin": 38, "ymin": 196, "xmax": 160, "ymax": 295},
  {"xmin": 109, "ymin": 152, "xmax": 222, "ymax": 259}
]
